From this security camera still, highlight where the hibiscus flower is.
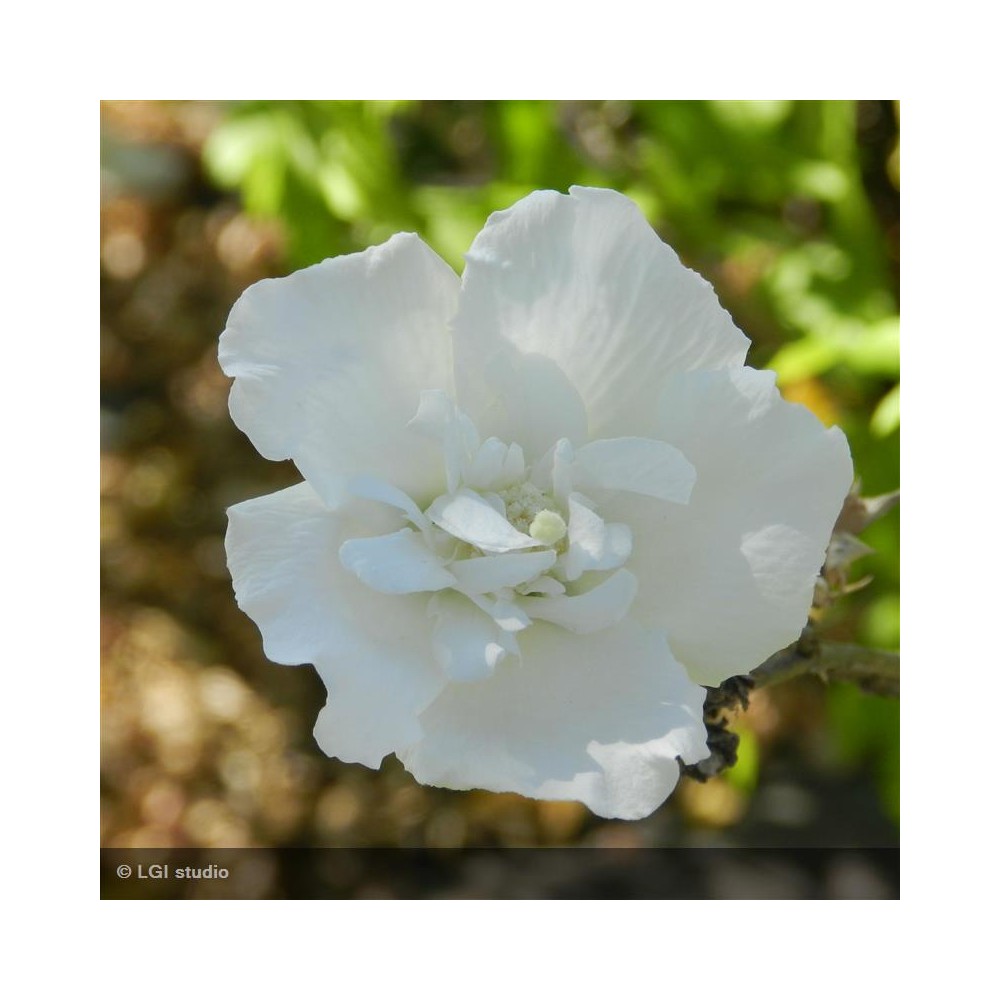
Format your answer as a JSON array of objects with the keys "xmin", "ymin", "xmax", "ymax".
[{"xmin": 221, "ymin": 186, "xmax": 852, "ymax": 820}]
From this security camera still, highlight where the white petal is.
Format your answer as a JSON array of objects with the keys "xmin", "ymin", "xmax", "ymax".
[
  {"xmin": 561, "ymin": 493, "xmax": 633, "ymax": 581},
  {"xmin": 462, "ymin": 436, "xmax": 507, "ymax": 490},
  {"xmin": 468, "ymin": 593, "xmax": 532, "ymax": 632},
  {"xmin": 461, "ymin": 437, "xmax": 526, "ymax": 493},
  {"xmin": 532, "ymin": 437, "xmax": 575, "ymax": 502},
  {"xmin": 429, "ymin": 592, "xmax": 518, "ymax": 682},
  {"xmin": 481, "ymin": 492, "xmax": 507, "ymax": 517},
  {"xmin": 400, "ymin": 621, "xmax": 709, "ymax": 820},
  {"xmin": 450, "ymin": 550, "xmax": 558, "ymax": 595},
  {"xmin": 339, "ymin": 528, "xmax": 457, "ymax": 594},
  {"xmin": 346, "ymin": 474, "xmax": 429, "ymax": 530},
  {"xmin": 225, "ymin": 482, "xmax": 444, "ymax": 766},
  {"xmin": 220, "ymin": 233, "xmax": 458, "ymax": 507},
  {"xmin": 452, "ymin": 187, "xmax": 748, "ymax": 442},
  {"xmin": 522, "ymin": 569, "xmax": 637, "ymax": 633},
  {"xmin": 519, "ymin": 575, "xmax": 565, "ymax": 596},
  {"xmin": 427, "ymin": 488, "xmax": 540, "ymax": 553},
  {"xmin": 604, "ymin": 366, "xmax": 853, "ymax": 685},
  {"xmin": 409, "ymin": 389, "xmax": 480, "ymax": 494},
  {"xmin": 501, "ymin": 442, "xmax": 526, "ymax": 484},
  {"xmin": 472, "ymin": 351, "xmax": 589, "ymax": 462},
  {"xmin": 573, "ymin": 437, "xmax": 695, "ymax": 503}
]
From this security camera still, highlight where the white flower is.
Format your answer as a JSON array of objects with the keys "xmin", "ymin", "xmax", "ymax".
[{"xmin": 221, "ymin": 187, "xmax": 853, "ymax": 821}]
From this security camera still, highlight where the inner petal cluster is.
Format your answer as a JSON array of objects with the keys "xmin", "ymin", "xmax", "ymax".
[
  {"xmin": 497, "ymin": 482, "xmax": 566, "ymax": 544},
  {"xmin": 338, "ymin": 390, "xmax": 694, "ymax": 683}
]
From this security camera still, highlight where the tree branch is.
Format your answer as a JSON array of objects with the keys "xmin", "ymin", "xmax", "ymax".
[
  {"xmin": 682, "ymin": 630, "xmax": 899, "ymax": 781},
  {"xmin": 750, "ymin": 629, "xmax": 899, "ymax": 698}
]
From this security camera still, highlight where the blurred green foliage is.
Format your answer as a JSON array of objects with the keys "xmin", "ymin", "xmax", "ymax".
[
  {"xmin": 203, "ymin": 100, "xmax": 900, "ymax": 821},
  {"xmin": 828, "ymin": 683, "xmax": 900, "ymax": 822}
]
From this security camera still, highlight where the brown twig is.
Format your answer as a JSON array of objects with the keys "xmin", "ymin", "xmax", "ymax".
[
  {"xmin": 750, "ymin": 628, "xmax": 899, "ymax": 698},
  {"xmin": 681, "ymin": 631, "xmax": 899, "ymax": 781}
]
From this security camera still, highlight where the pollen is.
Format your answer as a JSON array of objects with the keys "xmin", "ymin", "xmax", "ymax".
[{"xmin": 498, "ymin": 482, "xmax": 564, "ymax": 541}]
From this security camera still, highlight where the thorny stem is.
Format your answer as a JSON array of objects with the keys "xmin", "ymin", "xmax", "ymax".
[
  {"xmin": 750, "ymin": 628, "xmax": 899, "ymax": 698},
  {"xmin": 681, "ymin": 629, "xmax": 898, "ymax": 781}
]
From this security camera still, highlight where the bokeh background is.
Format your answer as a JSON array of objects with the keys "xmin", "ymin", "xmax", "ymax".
[{"xmin": 100, "ymin": 100, "xmax": 899, "ymax": 897}]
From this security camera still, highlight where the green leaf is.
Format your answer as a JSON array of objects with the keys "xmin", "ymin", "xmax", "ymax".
[
  {"xmin": 726, "ymin": 726, "xmax": 760, "ymax": 793},
  {"xmin": 871, "ymin": 384, "xmax": 901, "ymax": 437},
  {"xmin": 827, "ymin": 683, "xmax": 900, "ymax": 823}
]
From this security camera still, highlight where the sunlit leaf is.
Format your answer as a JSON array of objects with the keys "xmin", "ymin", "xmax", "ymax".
[
  {"xmin": 726, "ymin": 726, "xmax": 760, "ymax": 793},
  {"xmin": 871, "ymin": 383, "xmax": 901, "ymax": 437}
]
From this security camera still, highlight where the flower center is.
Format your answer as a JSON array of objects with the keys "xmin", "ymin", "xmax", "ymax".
[
  {"xmin": 497, "ymin": 482, "xmax": 566, "ymax": 545},
  {"xmin": 528, "ymin": 509, "xmax": 567, "ymax": 546},
  {"xmin": 340, "ymin": 390, "xmax": 697, "ymax": 681}
]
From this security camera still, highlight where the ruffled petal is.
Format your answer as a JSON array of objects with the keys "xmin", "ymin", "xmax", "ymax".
[
  {"xmin": 520, "ymin": 576, "xmax": 565, "ymax": 596},
  {"xmin": 409, "ymin": 389, "xmax": 480, "ymax": 495},
  {"xmin": 464, "ymin": 438, "xmax": 525, "ymax": 492},
  {"xmin": 220, "ymin": 233, "xmax": 459, "ymax": 507},
  {"xmin": 450, "ymin": 550, "xmax": 558, "ymax": 595},
  {"xmin": 427, "ymin": 488, "xmax": 540, "ymax": 553},
  {"xmin": 468, "ymin": 593, "xmax": 532, "ymax": 632},
  {"xmin": 225, "ymin": 482, "xmax": 444, "ymax": 766},
  {"xmin": 573, "ymin": 437, "xmax": 695, "ymax": 503},
  {"xmin": 560, "ymin": 493, "xmax": 633, "ymax": 582},
  {"xmin": 429, "ymin": 592, "xmax": 519, "ymax": 682},
  {"xmin": 604, "ymin": 367, "xmax": 853, "ymax": 685},
  {"xmin": 522, "ymin": 569, "xmax": 638, "ymax": 633},
  {"xmin": 452, "ymin": 186, "xmax": 749, "ymax": 444},
  {"xmin": 339, "ymin": 528, "xmax": 457, "ymax": 595},
  {"xmin": 345, "ymin": 474, "xmax": 429, "ymax": 530},
  {"xmin": 474, "ymin": 351, "xmax": 589, "ymax": 461},
  {"xmin": 531, "ymin": 438, "xmax": 576, "ymax": 503},
  {"xmin": 400, "ymin": 621, "xmax": 709, "ymax": 820}
]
